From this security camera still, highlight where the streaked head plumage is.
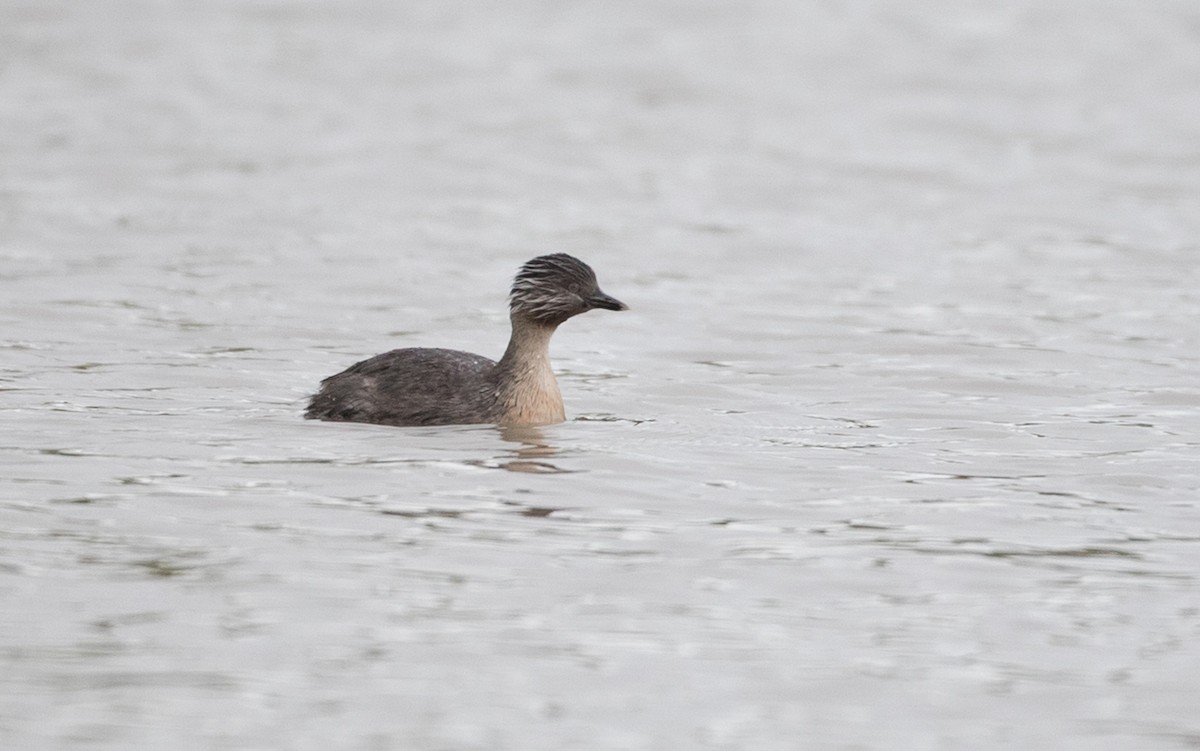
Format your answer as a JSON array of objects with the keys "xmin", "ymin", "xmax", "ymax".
[{"xmin": 509, "ymin": 253, "xmax": 626, "ymax": 325}]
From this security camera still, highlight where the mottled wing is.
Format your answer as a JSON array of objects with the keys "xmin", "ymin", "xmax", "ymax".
[{"xmin": 305, "ymin": 348, "xmax": 499, "ymax": 426}]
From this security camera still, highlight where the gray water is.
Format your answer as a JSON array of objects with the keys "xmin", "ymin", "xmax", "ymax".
[{"xmin": 3, "ymin": 1, "xmax": 1200, "ymax": 749}]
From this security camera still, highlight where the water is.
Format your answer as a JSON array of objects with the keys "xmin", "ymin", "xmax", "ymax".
[{"xmin": 3, "ymin": 1, "xmax": 1200, "ymax": 749}]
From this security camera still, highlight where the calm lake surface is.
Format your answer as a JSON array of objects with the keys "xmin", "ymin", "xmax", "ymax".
[{"xmin": 3, "ymin": 1, "xmax": 1199, "ymax": 749}]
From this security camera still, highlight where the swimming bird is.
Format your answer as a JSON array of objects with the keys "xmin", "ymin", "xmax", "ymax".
[{"xmin": 305, "ymin": 254, "xmax": 626, "ymax": 427}]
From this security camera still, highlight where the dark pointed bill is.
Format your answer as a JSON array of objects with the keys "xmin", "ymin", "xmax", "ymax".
[{"xmin": 588, "ymin": 291, "xmax": 628, "ymax": 311}]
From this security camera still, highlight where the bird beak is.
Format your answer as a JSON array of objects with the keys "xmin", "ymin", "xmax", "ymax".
[{"xmin": 588, "ymin": 291, "xmax": 628, "ymax": 311}]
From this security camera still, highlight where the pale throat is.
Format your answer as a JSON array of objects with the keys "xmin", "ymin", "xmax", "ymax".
[{"xmin": 497, "ymin": 319, "xmax": 566, "ymax": 426}]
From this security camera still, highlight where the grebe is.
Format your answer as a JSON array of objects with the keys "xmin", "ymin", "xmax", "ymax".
[{"xmin": 305, "ymin": 254, "xmax": 626, "ymax": 427}]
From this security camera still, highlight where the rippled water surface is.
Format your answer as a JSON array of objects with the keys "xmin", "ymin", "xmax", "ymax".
[{"xmin": 3, "ymin": 1, "xmax": 1200, "ymax": 749}]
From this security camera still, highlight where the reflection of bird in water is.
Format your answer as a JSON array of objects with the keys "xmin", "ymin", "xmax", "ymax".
[
  {"xmin": 306, "ymin": 254, "xmax": 626, "ymax": 428},
  {"xmin": 495, "ymin": 426, "xmax": 574, "ymax": 474}
]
